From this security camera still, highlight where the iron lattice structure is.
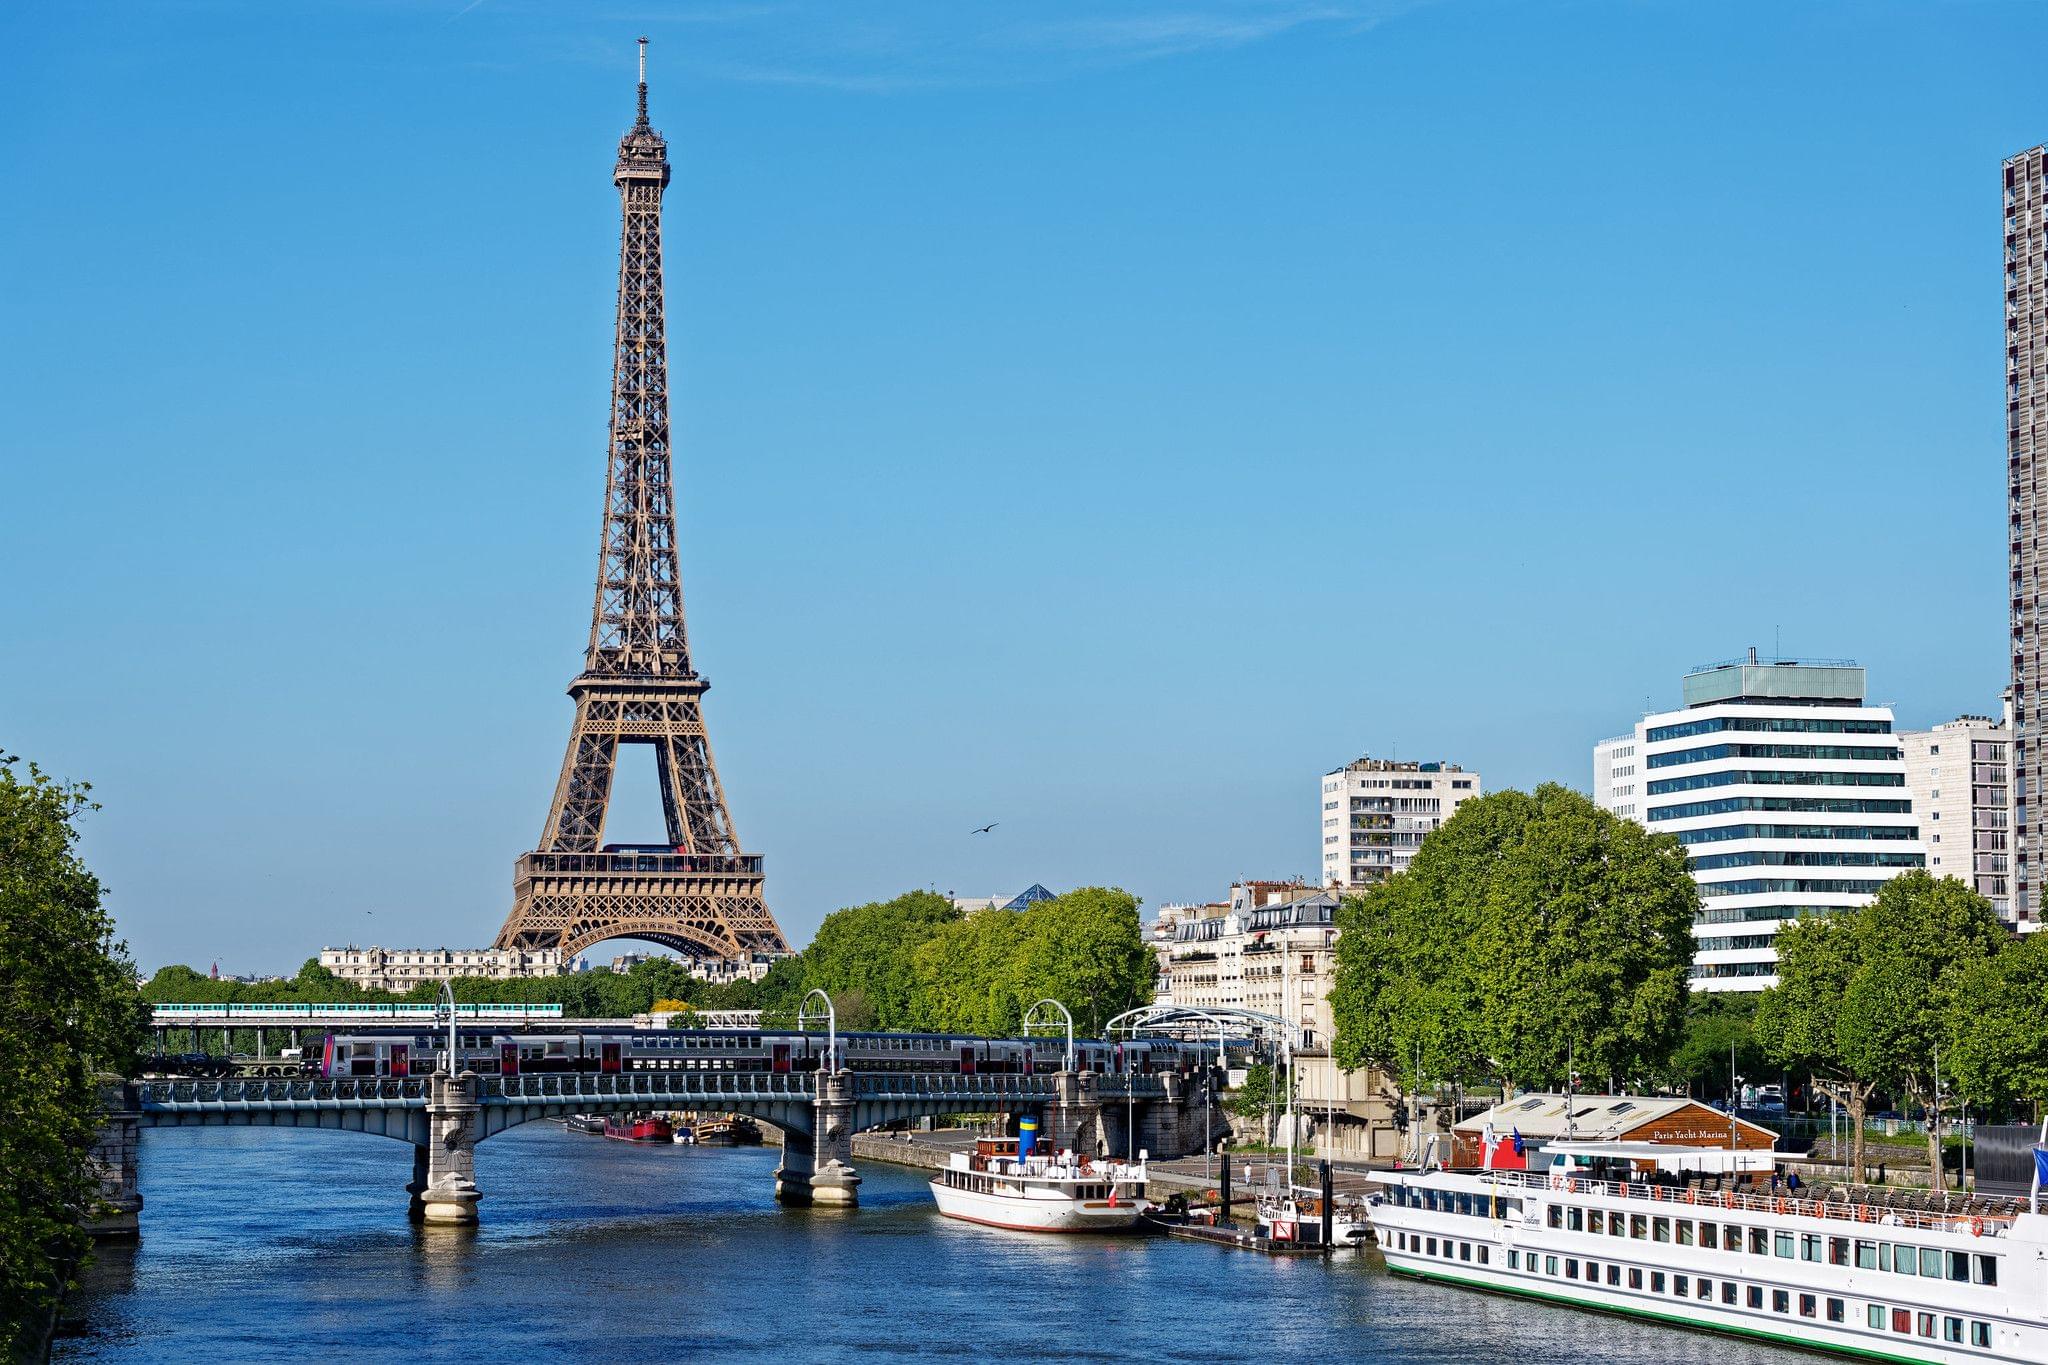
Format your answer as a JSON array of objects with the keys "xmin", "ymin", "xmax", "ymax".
[{"xmin": 495, "ymin": 49, "xmax": 789, "ymax": 963}]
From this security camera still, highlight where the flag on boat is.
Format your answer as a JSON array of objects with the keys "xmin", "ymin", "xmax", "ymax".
[
  {"xmin": 1481, "ymin": 1123, "xmax": 1498, "ymax": 1170},
  {"xmin": 1511, "ymin": 1127, "xmax": 1525, "ymax": 1156},
  {"xmin": 2031, "ymin": 1146, "xmax": 2048, "ymax": 1212}
]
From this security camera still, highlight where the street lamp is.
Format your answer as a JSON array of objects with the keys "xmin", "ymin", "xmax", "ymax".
[{"xmin": 798, "ymin": 988, "xmax": 837, "ymax": 1073}]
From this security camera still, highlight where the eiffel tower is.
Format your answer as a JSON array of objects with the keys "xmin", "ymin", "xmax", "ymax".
[{"xmin": 494, "ymin": 41, "xmax": 788, "ymax": 964}]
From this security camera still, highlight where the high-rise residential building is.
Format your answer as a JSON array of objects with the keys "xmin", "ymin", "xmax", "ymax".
[
  {"xmin": 2009, "ymin": 145, "xmax": 2048, "ymax": 927},
  {"xmin": 1593, "ymin": 733, "xmax": 1641, "ymax": 821},
  {"xmin": 1594, "ymin": 652, "xmax": 1926, "ymax": 992},
  {"xmin": 1320, "ymin": 756, "xmax": 1481, "ymax": 890},
  {"xmin": 1899, "ymin": 713, "xmax": 2017, "ymax": 927}
]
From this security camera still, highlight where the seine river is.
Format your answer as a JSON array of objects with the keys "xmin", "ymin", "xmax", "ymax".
[{"xmin": 62, "ymin": 1127, "xmax": 1817, "ymax": 1363}]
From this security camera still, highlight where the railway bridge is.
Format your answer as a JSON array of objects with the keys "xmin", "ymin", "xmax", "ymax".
[{"xmin": 94, "ymin": 1062, "xmax": 1217, "ymax": 1228}]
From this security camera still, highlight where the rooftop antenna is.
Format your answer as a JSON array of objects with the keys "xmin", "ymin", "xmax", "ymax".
[{"xmin": 636, "ymin": 36, "xmax": 650, "ymax": 126}]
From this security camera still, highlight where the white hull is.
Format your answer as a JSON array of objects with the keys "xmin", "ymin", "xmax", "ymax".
[
  {"xmin": 929, "ymin": 1178, "xmax": 1144, "ymax": 1232},
  {"xmin": 1368, "ymin": 1169, "xmax": 2048, "ymax": 1365}
]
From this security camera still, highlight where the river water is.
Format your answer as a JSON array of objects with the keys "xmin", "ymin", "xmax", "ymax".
[{"xmin": 61, "ymin": 1126, "xmax": 1817, "ymax": 1363}]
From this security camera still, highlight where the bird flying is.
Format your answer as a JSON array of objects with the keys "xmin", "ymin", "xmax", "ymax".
[{"xmin": 970, "ymin": 823, "xmax": 998, "ymax": 835}]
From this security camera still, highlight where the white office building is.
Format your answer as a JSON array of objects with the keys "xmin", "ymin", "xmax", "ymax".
[
  {"xmin": 1320, "ymin": 756, "xmax": 1481, "ymax": 890},
  {"xmin": 1898, "ymin": 712, "xmax": 2017, "ymax": 927},
  {"xmin": 1596, "ymin": 652, "xmax": 1925, "ymax": 992},
  {"xmin": 1593, "ymin": 733, "xmax": 1641, "ymax": 821}
]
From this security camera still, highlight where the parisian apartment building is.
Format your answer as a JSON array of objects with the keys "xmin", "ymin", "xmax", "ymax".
[
  {"xmin": 1152, "ymin": 880, "xmax": 1400, "ymax": 1160},
  {"xmin": 1320, "ymin": 755, "xmax": 1481, "ymax": 890},
  {"xmin": 1593, "ymin": 651, "xmax": 1926, "ymax": 992},
  {"xmin": 1897, "ymin": 710, "xmax": 2019, "ymax": 927},
  {"xmin": 319, "ymin": 945, "xmax": 564, "ymax": 992}
]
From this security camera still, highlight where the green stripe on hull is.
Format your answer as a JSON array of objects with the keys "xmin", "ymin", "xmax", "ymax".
[{"xmin": 1387, "ymin": 1262, "xmax": 1941, "ymax": 1365}]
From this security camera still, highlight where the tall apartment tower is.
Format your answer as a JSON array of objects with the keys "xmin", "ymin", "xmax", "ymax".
[
  {"xmin": 1320, "ymin": 757, "xmax": 1481, "ymax": 889},
  {"xmin": 2009, "ymin": 146, "xmax": 2048, "ymax": 927},
  {"xmin": 1594, "ymin": 653, "xmax": 1925, "ymax": 991},
  {"xmin": 1897, "ymin": 714, "xmax": 2015, "ymax": 926}
]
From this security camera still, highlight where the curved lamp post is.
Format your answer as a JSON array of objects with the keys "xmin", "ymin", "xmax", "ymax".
[
  {"xmin": 799, "ymin": 988, "xmax": 838, "ymax": 1074},
  {"xmin": 1023, "ymin": 999, "xmax": 1074, "ymax": 1073}
]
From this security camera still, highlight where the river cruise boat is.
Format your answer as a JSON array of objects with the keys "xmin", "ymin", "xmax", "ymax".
[
  {"xmin": 930, "ymin": 1137, "xmax": 1152, "ymax": 1233},
  {"xmin": 1367, "ymin": 1138, "xmax": 2048, "ymax": 1363},
  {"xmin": 564, "ymin": 1114, "xmax": 606, "ymax": 1135},
  {"xmin": 603, "ymin": 1113, "xmax": 673, "ymax": 1143}
]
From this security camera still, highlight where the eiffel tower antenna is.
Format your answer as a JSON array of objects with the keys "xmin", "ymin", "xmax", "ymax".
[{"xmin": 494, "ymin": 44, "xmax": 789, "ymax": 964}]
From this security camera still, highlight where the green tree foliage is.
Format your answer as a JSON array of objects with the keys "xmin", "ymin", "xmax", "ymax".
[
  {"xmin": 1756, "ymin": 871, "xmax": 2007, "ymax": 1182},
  {"xmin": 796, "ymin": 891, "xmax": 960, "ymax": 1027},
  {"xmin": 1661, "ymin": 994, "xmax": 1767, "ymax": 1097},
  {"xmin": 1229, "ymin": 1060, "xmax": 1291, "ymax": 1131},
  {"xmin": 1, "ymin": 760, "xmax": 150, "ymax": 1359},
  {"xmin": 1330, "ymin": 784, "xmax": 1697, "ymax": 1094},
  {"xmin": 1946, "ymin": 932, "xmax": 2048, "ymax": 1110}
]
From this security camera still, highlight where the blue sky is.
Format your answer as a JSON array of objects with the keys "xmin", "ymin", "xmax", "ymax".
[{"xmin": 1, "ymin": 0, "xmax": 2038, "ymax": 973}]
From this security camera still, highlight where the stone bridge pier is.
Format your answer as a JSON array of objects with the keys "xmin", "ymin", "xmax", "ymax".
[
  {"xmin": 1043, "ymin": 1071, "xmax": 1105, "ymax": 1158},
  {"xmin": 84, "ymin": 1080, "xmax": 143, "ymax": 1239},
  {"xmin": 776, "ymin": 1070, "xmax": 860, "ymax": 1207},
  {"xmin": 410, "ymin": 1073, "xmax": 481, "ymax": 1225}
]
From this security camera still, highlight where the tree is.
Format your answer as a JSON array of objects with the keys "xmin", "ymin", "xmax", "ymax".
[
  {"xmin": 1946, "ymin": 932, "xmax": 2048, "ymax": 1114},
  {"xmin": 1, "ymin": 759, "xmax": 150, "ymax": 1360},
  {"xmin": 1229, "ymin": 1060, "xmax": 1291, "ymax": 1135},
  {"xmin": 1330, "ymin": 784, "xmax": 1697, "ymax": 1095},
  {"xmin": 1010, "ymin": 887, "xmax": 1152, "ymax": 1037},
  {"xmin": 1662, "ymin": 995, "xmax": 1767, "ymax": 1099},
  {"xmin": 1757, "ymin": 872, "xmax": 2008, "ymax": 1182},
  {"xmin": 797, "ymin": 891, "xmax": 960, "ymax": 1028}
]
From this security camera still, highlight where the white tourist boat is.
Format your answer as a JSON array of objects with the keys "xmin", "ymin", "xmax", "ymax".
[
  {"xmin": 930, "ymin": 1136, "xmax": 1151, "ymax": 1233},
  {"xmin": 1366, "ymin": 1135, "xmax": 2048, "ymax": 1363},
  {"xmin": 1254, "ymin": 1180, "xmax": 1373, "ymax": 1247}
]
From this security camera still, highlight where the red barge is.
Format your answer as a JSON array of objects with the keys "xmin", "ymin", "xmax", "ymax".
[{"xmin": 604, "ymin": 1113, "xmax": 674, "ymax": 1143}]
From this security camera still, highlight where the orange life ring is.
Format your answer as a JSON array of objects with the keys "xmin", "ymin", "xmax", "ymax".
[
  {"xmin": 1651, "ymin": 1185, "xmax": 1663, "ymax": 1202},
  {"xmin": 1567, "ymin": 1179, "xmax": 1579, "ymax": 1194},
  {"xmin": 1722, "ymin": 1191, "xmax": 1736, "ymax": 1209},
  {"xmin": 1970, "ymin": 1217, "xmax": 1985, "ymax": 1238},
  {"xmin": 1775, "ymin": 1198, "xmax": 1787, "ymax": 1215},
  {"xmin": 1685, "ymin": 1189, "xmax": 1698, "ymax": 1206},
  {"xmin": 1854, "ymin": 1205, "xmax": 1869, "ymax": 1223}
]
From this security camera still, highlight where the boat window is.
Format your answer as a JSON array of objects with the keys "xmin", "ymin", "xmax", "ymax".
[
  {"xmin": 1584, "ymin": 1260, "xmax": 1598, "ymax": 1281},
  {"xmin": 1973, "ymin": 1322, "xmax": 1992, "ymax": 1347},
  {"xmin": 1771, "ymin": 1289, "xmax": 1789, "ymax": 1314},
  {"xmin": 1878, "ymin": 1243, "xmax": 1892, "ymax": 1271},
  {"xmin": 1973, "ymin": 1254, "xmax": 1997, "ymax": 1286},
  {"xmin": 1829, "ymin": 1236, "xmax": 1849, "ymax": 1266},
  {"xmin": 1867, "ymin": 1305, "xmax": 1885, "ymax": 1330},
  {"xmin": 1944, "ymin": 1317, "xmax": 1964, "ymax": 1344},
  {"xmin": 1893, "ymin": 1244, "xmax": 1916, "ymax": 1276},
  {"xmin": 1650, "ymin": 1272, "xmax": 1666, "ymax": 1294},
  {"xmin": 1917, "ymin": 1312, "xmax": 1935, "ymax": 1339},
  {"xmin": 1628, "ymin": 1268, "xmax": 1642, "ymax": 1289},
  {"xmin": 1891, "ymin": 1308, "xmax": 1911, "ymax": 1335},
  {"xmin": 1566, "ymin": 1207, "xmax": 1582, "ymax": 1232},
  {"xmin": 1630, "ymin": 1214, "xmax": 1648, "ymax": 1239},
  {"xmin": 1800, "ymin": 1234, "xmax": 1821, "ymax": 1262},
  {"xmin": 1749, "ymin": 1227, "xmax": 1769, "ymax": 1255},
  {"xmin": 1508, "ymin": 1250, "xmax": 1520, "ymax": 1270},
  {"xmin": 1606, "ymin": 1265, "xmax": 1620, "ymax": 1287},
  {"xmin": 1547, "ymin": 1206, "xmax": 1563, "ymax": 1229},
  {"xmin": 1673, "ymin": 1274, "xmax": 1687, "ymax": 1297},
  {"xmin": 1476, "ymin": 1246, "xmax": 1488, "ymax": 1266},
  {"xmin": 1427, "ymin": 1237, "xmax": 1437, "ymax": 1256},
  {"xmin": 1722, "ymin": 1225, "xmax": 1741, "ymax": 1252},
  {"xmin": 1677, "ymin": 1220, "xmax": 1694, "ymax": 1246},
  {"xmin": 1544, "ymin": 1256, "xmax": 1558, "ymax": 1276},
  {"xmin": 1721, "ymin": 1282, "xmax": 1737, "ymax": 1306},
  {"xmin": 1460, "ymin": 1244, "xmax": 1472, "ymax": 1262},
  {"xmin": 1918, "ymin": 1248, "xmax": 1941, "ymax": 1278},
  {"xmin": 1747, "ymin": 1285, "xmax": 1763, "ymax": 1309},
  {"xmin": 1565, "ymin": 1259, "xmax": 1578, "ymax": 1279},
  {"xmin": 1587, "ymin": 1210, "xmax": 1603, "ymax": 1235},
  {"xmin": 1946, "ymin": 1251, "xmax": 1968, "ymax": 1282},
  {"xmin": 1653, "ymin": 1217, "xmax": 1671, "ymax": 1243},
  {"xmin": 1799, "ymin": 1293, "xmax": 1816, "ymax": 1318},
  {"xmin": 1609, "ymin": 1213, "xmax": 1626, "ymax": 1239}
]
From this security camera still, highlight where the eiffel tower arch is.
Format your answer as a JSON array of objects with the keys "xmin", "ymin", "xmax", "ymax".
[{"xmin": 495, "ymin": 42, "xmax": 789, "ymax": 965}]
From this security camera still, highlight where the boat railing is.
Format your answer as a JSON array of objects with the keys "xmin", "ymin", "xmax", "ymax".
[{"xmin": 1480, "ymin": 1168, "xmax": 2024, "ymax": 1238}]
